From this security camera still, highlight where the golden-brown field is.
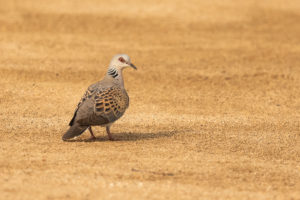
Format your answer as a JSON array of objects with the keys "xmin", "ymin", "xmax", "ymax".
[{"xmin": 0, "ymin": 0, "xmax": 300, "ymax": 199}]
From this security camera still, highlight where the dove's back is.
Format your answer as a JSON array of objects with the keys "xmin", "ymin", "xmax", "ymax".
[{"xmin": 62, "ymin": 77, "xmax": 129, "ymax": 140}]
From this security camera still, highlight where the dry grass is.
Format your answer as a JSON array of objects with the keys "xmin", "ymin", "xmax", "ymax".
[{"xmin": 1, "ymin": 0, "xmax": 300, "ymax": 199}]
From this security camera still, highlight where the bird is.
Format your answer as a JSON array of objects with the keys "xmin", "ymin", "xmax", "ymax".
[{"xmin": 62, "ymin": 54, "xmax": 137, "ymax": 141}]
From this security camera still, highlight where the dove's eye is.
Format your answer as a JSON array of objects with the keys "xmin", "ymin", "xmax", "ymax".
[{"xmin": 119, "ymin": 57, "xmax": 125, "ymax": 63}]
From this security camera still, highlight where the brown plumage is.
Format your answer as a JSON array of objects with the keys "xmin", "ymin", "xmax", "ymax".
[{"xmin": 62, "ymin": 54, "xmax": 137, "ymax": 141}]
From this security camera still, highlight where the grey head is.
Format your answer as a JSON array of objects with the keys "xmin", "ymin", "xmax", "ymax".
[
  {"xmin": 106, "ymin": 54, "xmax": 137, "ymax": 86},
  {"xmin": 109, "ymin": 54, "xmax": 137, "ymax": 71}
]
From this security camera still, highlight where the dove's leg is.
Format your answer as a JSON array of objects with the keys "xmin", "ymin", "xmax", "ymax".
[
  {"xmin": 106, "ymin": 126, "xmax": 114, "ymax": 141},
  {"xmin": 88, "ymin": 126, "xmax": 96, "ymax": 139}
]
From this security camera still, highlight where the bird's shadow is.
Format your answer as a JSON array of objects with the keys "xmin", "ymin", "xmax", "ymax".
[{"xmin": 64, "ymin": 130, "xmax": 178, "ymax": 143}]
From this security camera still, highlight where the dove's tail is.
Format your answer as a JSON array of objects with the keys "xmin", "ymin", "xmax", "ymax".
[{"xmin": 62, "ymin": 123, "xmax": 89, "ymax": 141}]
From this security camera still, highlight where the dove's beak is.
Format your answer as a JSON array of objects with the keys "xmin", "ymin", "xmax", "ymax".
[{"xmin": 129, "ymin": 62, "xmax": 137, "ymax": 70}]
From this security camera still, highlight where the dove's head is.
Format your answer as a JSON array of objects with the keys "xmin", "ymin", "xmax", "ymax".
[{"xmin": 108, "ymin": 54, "xmax": 137, "ymax": 71}]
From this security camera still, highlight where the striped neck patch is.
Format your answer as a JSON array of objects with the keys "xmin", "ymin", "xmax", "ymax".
[{"xmin": 107, "ymin": 68, "xmax": 118, "ymax": 78}]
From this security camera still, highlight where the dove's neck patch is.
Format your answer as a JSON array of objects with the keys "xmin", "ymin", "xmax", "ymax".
[{"xmin": 107, "ymin": 68, "xmax": 118, "ymax": 78}]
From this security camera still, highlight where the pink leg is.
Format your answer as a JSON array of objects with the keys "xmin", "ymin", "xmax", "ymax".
[
  {"xmin": 88, "ymin": 127, "xmax": 96, "ymax": 140},
  {"xmin": 106, "ymin": 126, "xmax": 114, "ymax": 141}
]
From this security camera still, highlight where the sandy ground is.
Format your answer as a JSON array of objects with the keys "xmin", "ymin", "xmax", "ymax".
[{"xmin": 0, "ymin": 0, "xmax": 300, "ymax": 199}]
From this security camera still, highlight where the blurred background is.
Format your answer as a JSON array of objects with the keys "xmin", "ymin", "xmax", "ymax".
[{"xmin": 0, "ymin": 0, "xmax": 299, "ymax": 199}]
